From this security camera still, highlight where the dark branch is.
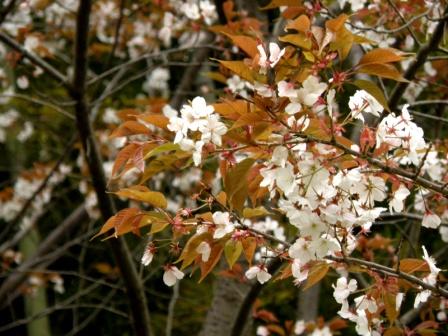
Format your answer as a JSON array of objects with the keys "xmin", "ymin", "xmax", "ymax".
[
  {"xmin": 0, "ymin": 31, "xmax": 69, "ymax": 86},
  {"xmin": 0, "ymin": 0, "xmax": 17, "ymax": 24},
  {"xmin": 69, "ymin": 1, "xmax": 152, "ymax": 335},
  {"xmin": 382, "ymin": 6, "xmax": 448, "ymax": 118},
  {"xmin": 0, "ymin": 205, "xmax": 88, "ymax": 306}
]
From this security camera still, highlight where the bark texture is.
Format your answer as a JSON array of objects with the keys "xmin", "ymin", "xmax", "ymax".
[{"xmin": 199, "ymin": 267, "xmax": 252, "ymax": 336}]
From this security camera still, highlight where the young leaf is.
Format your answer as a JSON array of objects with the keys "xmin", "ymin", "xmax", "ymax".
[
  {"xmin": 112, "ymin": 143, "xmax": 140, "ymax": 177},
  {"xmin": 222, "ymin": 33, "xmax": 259, "ymax": 58},
  {"xmin": 241, "ymin": 237, "xmax": 257, "ymax": 265},
  {"xmin": 110, "ymin": 120, "xmax": 151, "ymax": 138},
  {"xmin": 199, "ymin": 243, "xmax": 224, "ymax": 282},
  {"xmin": 224, "ymin": 158, "xmax": 255, "ymax": 212},
  {"xmin": 92, "ymin": 207, "xmax": 142, "ymax": 240},
  {"xmin": 178, "ymin": 232, "xmax": 212, "ymax": 269},
  {"xmin": 261, "ymin": 0, "xmax": 301, "ymax": 9},
  {"xmin": 357, "ymin": 63, "xmax": 406, "ymax": 81},
  {"xmin": 285, "ymin": 15, "xmax": 310, "ymax": 32},
  {"xmin": 150, "ymin": 221, "xmax": 169, "ymax": 234},
  {"xmin": 358, "ymin": 48, "xmax": 402, "ymax": 66},
  {"xmin": 218, "ymin": 60, "xmax": 255, "ymax": 82},
  {"xmin": 325, "ymin": 14, "xmax": 349, "ymax": 32},
  {"xmin": 302, "ymin": 262, "xmax": 330, "ymax": 290},
  {"xmin": 224, "ymin": 240, "xmax": 243, "ymax": 268},
  {"xmin": 242, "ymin": 206, "xmax": 270, "ymax": 218},
  {"xmin": 395, "ymin": 258, "xmax": 430, "ymax": 273},
  {"xmin": 143, "ymin": 143, "xmax": 181, "ymax": 160},
  {"xmin": 383, "ymin": 291, "xmax": 398, "ymax": 323},
  {"xmin": 137, "ymin": 114, "xmax": 169, "ymax": 129},
  {"xmin": 225, "ymin": 158, "xmax": 255, "ymax": 198},
  {"xmin": 279, "ymin": 34, "xmax": 312, "ymax": 50},
  {"xmin": 114, "ymin": 186, "xmax": 167, "ymax": 209},
  {"xmin": 216, "ymin": 191, "xmax": 227, "ymax": 207}
]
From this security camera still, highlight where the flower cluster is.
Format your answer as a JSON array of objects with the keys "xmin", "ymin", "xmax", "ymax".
[{"xmin": 167, "ymin": 96, "xmax": 228, "ymax": 166}]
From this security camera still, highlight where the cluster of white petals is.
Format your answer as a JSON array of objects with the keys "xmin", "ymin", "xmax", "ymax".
[
  {"xmin": 259, "ymin": 143, "xmax": 388, "ymax": 281},
  {"xmin": 376, "ymin": 104, "xmax": 426, "ymax": 166},
  {"xmin": 349, "ymin": 90, "xmax": 383, "ymax": 122},
  {"xmin": 167, "ymin": 96, "xmax": 227, "ymax": 166},
  {"xmin": 257, "ymin": 42, "xmax": 285, "ymax": 74}
]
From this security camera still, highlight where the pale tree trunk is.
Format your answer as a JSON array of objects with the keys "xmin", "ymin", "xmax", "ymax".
[
  {"xmin": 297, "ymin": 284, "xmax": 321, "ymax": 322},
  {"xmin": 199, "ymin": 270, "xmax": 252, "ymax": 336},
  {"xmin": 19, "ymin": 228, "xmax": 51, "ymax": 336}
]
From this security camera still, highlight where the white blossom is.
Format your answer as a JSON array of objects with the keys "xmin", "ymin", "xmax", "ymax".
[
  {"xmin": 389, "ymin": 184, "xmax": 410, "ymax": 213},
  {"xmin": 212, "ymin": 211, "xmax": 234, "ymax": 238},
  {"xmin": 297, "ymin": 75, "xmax": 328, "ymax": 107},
  {"xmin": 332, "ymin": 277, "xmax": 357, "ymax": 304},
  {"xmin": 196, "ymin": 241, "xmax": 211, "ymax": 262},
  {"xmin": 163, "ymin": 266, "xmax": 184, "ymax": 286},
  {"xmin": 257, "ymin": 42, "xmax": 285, "ymax": 73},
  {"xmin": 294, "ymin": 320, "xmax": 305, "ymax": 335},
  {"xmin": 422, "ymin": 212, "xmax": 441, "ymax": 229},
  {"xmin": 245, "ymin": 265, "xmax": 272, "ymax": 284},
  {"xmin": 349, "ymin": 90, "xmax": 383, "ymax": 122}
]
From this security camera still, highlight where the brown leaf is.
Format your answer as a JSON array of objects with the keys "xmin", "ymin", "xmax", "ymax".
[
  {"xmin": 396, "ymin": 258, "xmax": 430, "ymax": 273},
  {"xmin": 137, "ymin": 114, "xmax": 169, "ymax": 129},
  {"xmin": 219, "ymin": 60, "xmax": 255, "ymax": 82},
  {"xmin": 357, "ymin": 63, "xmax": 406, "ymax": 81},
  {"xmin": 114, "ymin": 186, "xmax": 167, "ymax": 209},
  {"xmin": 199, "ymin": 243, "xmax": 224, "ymax": 282},
  {"xmin": 261, "ymin": 0, "xmax": 302, "ymax": 9},
  {"xmin": 110, "ymin": 120, "xmax": 151, "ymax": 138},
  {"xmin": 303, "ymin": 262, "xmax": 330, "ymax": 290},
  {"xmin": 285, "ymin": 15, "xmax": 310, "ymax": 32},
  {"xmin": 241, "ymin": 237, "xmax": 257, "ymax": 266},
  {"xmin": 358, "ymin": 48, "xmax": 403, "ymax": 66},
  {"xmin": 223, "ymin": 33, "xmax": 259, "ymax": 58},
  {"xmin": 279, "ymin": 34, "xmax": 312, "ymax": 50}
]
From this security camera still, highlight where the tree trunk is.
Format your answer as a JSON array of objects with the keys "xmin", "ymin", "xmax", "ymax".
[
  {"xmin": 199, "ymin": 265, "xmax": 252, "ymax": 336},
  {"xmin": 19, "ymin": 228, "xmax": 51, "ymax": 336}
]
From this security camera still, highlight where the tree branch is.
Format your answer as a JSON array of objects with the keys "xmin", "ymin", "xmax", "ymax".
[
  {"xmin": 0, "ymin": 134, "xmax": 77, "ymax": 252},
  {"xmin": 0, "ymin": 0, "xmax": 17, "ymax": 24},
  {"xmin": 0, "ymin": 31, "xmax": 69, "ymax": 86},
  {"xmin": 69, "ymin": 1, "xmax": 152, "ymax": 335},
  {"xmin": 0, "ymin": 205, "xmax": 88, "ymax": 306},
  {"xmin": 295, "ymin": 134, "xmax": 448, "ymax": 198},
  {"xmin": 169, "ymin": 33, "xmax": 215, "ymax": 110},
  {"xmin": 381, "ymin": 6, "xmax": 448, "ymax": 118}
]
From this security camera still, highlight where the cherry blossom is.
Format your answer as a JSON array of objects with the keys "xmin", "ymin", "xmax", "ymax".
[
  {"xmin": 294, "ymin": 320, "xmax": 305, "ymax": 335},
  {"xmin": 422, "ymin": 211, "xmax": 441, "ymax": 229},
  {"xmin": 181, "ymin": 1, "xmax": 201, "ymax": 20},
  {"xmin": 389, "ymin": 184, "xmax": 410, "ymax": 213},
  {"xmin": 212, "ymin": 211, "xmax": 234, "ymax": 239},
  {"xmin": 422, "ymin": 246, "xmax": 441, "ymax": 276},
  {"xmin": 141, "ymin": 242, "xmax": 154, "ymax": 266},
  {"xmin": 257, "ymin": 42, "xmax": 285, "ymax": 73},
  {"xmin": 296, "ymin": 75, "xmax": 328, "ymax": 107},
  {"xmin": 277, "ymin": 81, "xmax": 298, "ymax": 98},
  {"xmin": 245, "ymin": 265, "xmax": 272, "ymax": 284},
  {"xmin": 163, "ymin": 265, "xmax": 185, "ymax": 287},
  {"xmin": 196, "ymin": 241, "xmax": 211, "ymax": 262},
  {"xmin": 354, "ymin": 295, "xmax": 378, "ymax": 313},
  {"xmin": 332, "ymin": 277, "xmax": 357, "ymax": 304},
  {"xmin": 349, "ymin": 90, "xmax": 383, "ymax": 122}
]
